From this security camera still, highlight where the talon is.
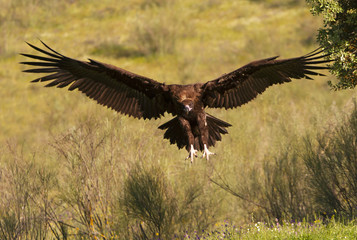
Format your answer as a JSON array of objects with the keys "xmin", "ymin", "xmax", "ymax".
[
  {"xmin": 186, "ymin": 144, "xmax": 198, "ymax": 163},
  {"xmin": 202, "ymin": 144, "xmax": 215, "ymax": 161}
]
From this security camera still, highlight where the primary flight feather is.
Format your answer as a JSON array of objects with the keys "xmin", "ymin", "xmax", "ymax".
[{"xmin": 21, "ymin": 41, "xmax": 330, "ymax": 162}]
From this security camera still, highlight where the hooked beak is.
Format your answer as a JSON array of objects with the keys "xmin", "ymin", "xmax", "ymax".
[{"xmin": 183, "ymin": 105, "xmax": 192, "ymax": 113}]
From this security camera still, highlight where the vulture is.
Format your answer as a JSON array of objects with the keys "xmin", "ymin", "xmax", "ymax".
[{"xmin": 21, "ymin": 41, "xmax": 330, "ymax": 162}]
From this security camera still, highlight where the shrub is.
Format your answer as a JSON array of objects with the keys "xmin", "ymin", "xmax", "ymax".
[
  {"xmin": 122, "ymin": 163, "xmax": 177, "ymax": 239},
  {"xmin": 49, "ymin": 118, "xmax": 127, "ymax": 239},
  {"xmin": 121, "ymin": 162, "xmax": 220, "ymax": 239},
  {"xmin": 212, "ymin": 101, "xmax": 357, "ymax": 223},
  {"xmin": 303, "ymin": 101, "xmax": 357, "ymax": 218},
  {"xmin": 262, "ymin": 146, "xmax": 314, "ymax": 221},
  {"xmin": 126, "ymin": 4, "xmax": 192, "ymax": 56},
  {"xmin": 0, "ymin": 143, "xmax": 58, "ymax": 239}
]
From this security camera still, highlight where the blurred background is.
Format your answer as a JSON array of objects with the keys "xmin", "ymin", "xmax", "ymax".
[{"xmin": 0, "ymin": 0, "xmax": 356, "ymax": 239}]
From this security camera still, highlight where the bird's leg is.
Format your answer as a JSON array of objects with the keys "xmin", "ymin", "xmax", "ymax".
[
  {"xmin": 186, "ymin": 144, "xmax": 198, "ymax": 163},
  {"xmin": 197, "ymin": 113, "xmax": 215, "ymax": 160},
  {"xmin": 202, "ymin": 144, "xmax": 215, "ymax": 161},
  {"xmin": 178, "ymin": 117, "xmax": 197, "ymax": 163}
]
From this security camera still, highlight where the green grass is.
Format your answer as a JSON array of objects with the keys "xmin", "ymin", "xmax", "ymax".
[
  {"xmin": 0, "ymin": 0, "xmax": 356, "ymax": 238},
  {"xmin": 185, "ymin": 219, "xmax": 357, "ymax": 239}
]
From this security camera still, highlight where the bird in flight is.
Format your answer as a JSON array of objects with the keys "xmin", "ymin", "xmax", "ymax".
[{"xmin": 21, "ymin": 41, "xmax": 330, "ymax": 162}]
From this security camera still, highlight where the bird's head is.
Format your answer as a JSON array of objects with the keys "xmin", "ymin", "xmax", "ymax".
[{"xmin": 181, "ymin": 99, "xmax": 194, "ymax": 114}]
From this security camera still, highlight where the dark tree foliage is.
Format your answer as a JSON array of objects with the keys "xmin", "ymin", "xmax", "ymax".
[{"xmin": 307, "ymin": 0, "xmax": 357, "ymax": 89}]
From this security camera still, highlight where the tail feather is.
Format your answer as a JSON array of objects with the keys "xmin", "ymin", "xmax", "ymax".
[
  {"xmin": 158, "ymin": 114, "xmax": 231, "ymax": 151},
  {"xmin": 158, "ymin": 117, "xmax": 187, "ymax": 149},
  {"xmin": 205, "ymin": 113, "xmax": 231, "ymax": 150}
]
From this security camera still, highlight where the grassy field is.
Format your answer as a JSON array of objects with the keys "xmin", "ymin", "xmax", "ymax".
[
  {"xmin": 0, "ymin": 0, "xmax": 356, "ymax": 239},
  {"xmin": 185, "ymin": 219, "xmax": 357, "ymax": 239}
]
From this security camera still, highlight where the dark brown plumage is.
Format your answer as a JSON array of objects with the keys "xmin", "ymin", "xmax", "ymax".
[{"xmin": 21, "ymin": 41, "xmax": 331, "ymax": 162}]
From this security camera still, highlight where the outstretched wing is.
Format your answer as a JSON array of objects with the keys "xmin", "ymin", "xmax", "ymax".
[
  {"xmin": 21, "ymin": 41, "xmax": 171, "ymax": 119},
  {"xmin": 201, "ymin": 49, "xmax": 331, "ymax": 109}
]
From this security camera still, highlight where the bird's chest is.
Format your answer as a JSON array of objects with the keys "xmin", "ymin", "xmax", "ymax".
[{"xmin": 182, "ymin": 110, "xmax": 197, "ymax": 121}]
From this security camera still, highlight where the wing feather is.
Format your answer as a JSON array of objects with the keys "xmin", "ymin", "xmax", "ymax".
[
  {"xmin": 201, "ymin": 48, "xmax": 331, "ymax": 109},
  {"xmin": 115, "ymin": 89, "xmax": 126, "ymax": 111},
  {"xmin": 21, "ymin": 41, "xmax": 170, "ymax": 119},
  {"xmin": 57, "ymin": 78, "xmax": 74, "ymax": 88}
]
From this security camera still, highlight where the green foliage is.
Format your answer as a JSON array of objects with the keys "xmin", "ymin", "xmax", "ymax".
[
  {"xmin": 211, "ymin": 143, "xmax": 315, "ymax": 223},
  {"xmin": 213, "ymin": 99, "xmax": 357, "ymax": 224},
  {"xmin": 138, "ymin": 0, "xmax": 173, "ymax": 9},
  {"xmin": 249, "ymin": 0, "xmax": 305, "ymax": 8},
  {"xmin": 304, "ymin": 101, "xmax": 357, "ymax": 218},
  {"xmin": 262, "ymin": 147, "xmax": 314, "ymax": 221},
  {"xmin": 91, "ymin": 42, "xmax": 144, "ymax": 58},
  {"xmin": 306, "ymin": 0, "xmax": 357, "ymax": 89},
  {"xmin": 126, "ymin": 3, "xmax": 193, "ymax": 56},
  {"xmin": 122, "ymin": 162, "xmax": 223, "ymax": 238},
  {"xmin": 0, "ymin": 211, "xmax": 21, "ymax": 240},
  {"xmin": 122, "ymin": 164, "xmax": 177, "ymax": 239}
]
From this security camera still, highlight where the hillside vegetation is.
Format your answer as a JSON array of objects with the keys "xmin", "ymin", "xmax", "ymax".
[{"xmin": 0, "ymin": 0, "xmax": 356, "ymax": 239}]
